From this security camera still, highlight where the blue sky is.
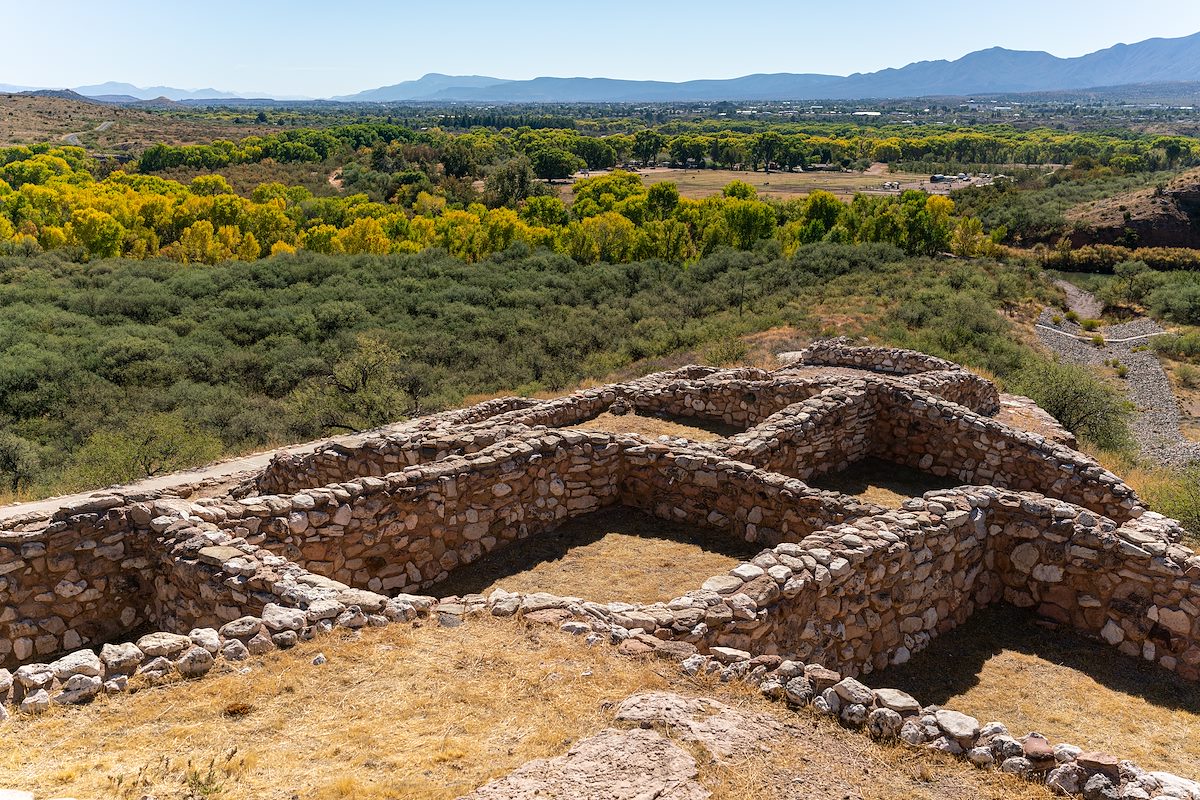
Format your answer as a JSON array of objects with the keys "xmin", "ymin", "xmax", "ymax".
[{"xmin": 4, "ymin": 0, "xmax": 1200, "ymax": 97}]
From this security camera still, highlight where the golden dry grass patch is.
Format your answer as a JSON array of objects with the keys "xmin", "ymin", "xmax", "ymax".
[
  {"xmin": 0, "ymin": 616, "xmax": 1064, "ymax": 800},
  {"xmin": 571, "ymin": 410, "xmax": 737, "ymax": 443}
]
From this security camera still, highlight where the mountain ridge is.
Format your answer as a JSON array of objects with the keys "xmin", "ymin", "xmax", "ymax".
[{"xmin": 5, "ymin": 32, "xmax": 1199, "ymax": 103}]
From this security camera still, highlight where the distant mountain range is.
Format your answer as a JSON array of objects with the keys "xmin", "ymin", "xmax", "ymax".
[{"xmin": 5, "ymin": 32, "xmax": 1200, "ymax": 104}]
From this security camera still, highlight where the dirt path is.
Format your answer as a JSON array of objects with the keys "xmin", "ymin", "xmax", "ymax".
[
  {"xmin": 59, "ymin": 119, "xmax": 113, "ymax": 148},
  {"xmin": 1038, "ymin": 283, "xmax": 1200, "ymax": 466},
  {"xmin": 1052, "ymin": 279, "xmax": 1104, "ymax": 318}
]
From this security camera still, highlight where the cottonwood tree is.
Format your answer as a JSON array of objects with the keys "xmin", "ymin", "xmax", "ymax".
[
  {"xmin": 529, "ymin": 147, "xmax": 584, "ymax": 182},
  {"xmin": 632, "ymin": 130, "xmax": 665, "ymax": 166}
]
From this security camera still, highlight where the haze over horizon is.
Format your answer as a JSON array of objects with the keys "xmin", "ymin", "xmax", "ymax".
[{"xmin": 5, "ymin": 0, "xmax": 1200, "ymax": 98}]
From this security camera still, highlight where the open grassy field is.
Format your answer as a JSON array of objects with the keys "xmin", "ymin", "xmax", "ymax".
[
  {"xmin": 429, "ymin": 506, "xmax": 757, "ymax": 603},
  {"xmin": 557, "ymin": 165, "xmax": 941, "ymax": 203},
  {"xmin": 869, "ymin": 605, "xmax": 1200, "ymax": 775},
  {"xmin": 0, "ymin": 617, "xmax": 1057, "ymax": 800}
]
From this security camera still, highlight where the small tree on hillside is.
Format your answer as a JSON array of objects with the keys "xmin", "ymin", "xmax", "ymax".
[
  {"xmin": 0, "ymin": 432, "xmax": 40, "ymax": 493},
  {"xmin": 1013, "ymin": 359, "xmax": 1133, "ymax": 451},
  {"xmin": 67, "ymin": 413, "xmax": 222, "ymax": 488}
]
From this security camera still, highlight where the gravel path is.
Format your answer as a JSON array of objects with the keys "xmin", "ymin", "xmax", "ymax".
[
  {"xmin": 1038, "ymin": 285, "xmax": 1200, "ymax": 466},
  {"xmin": 1053, "ymin": 279, "xmax": 1104, "ymax": 318}
]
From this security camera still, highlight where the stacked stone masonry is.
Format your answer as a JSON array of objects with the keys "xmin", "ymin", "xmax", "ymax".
[{"xmin": 2, "ymin": 339, "xmax": 1198, "ymax": 798}]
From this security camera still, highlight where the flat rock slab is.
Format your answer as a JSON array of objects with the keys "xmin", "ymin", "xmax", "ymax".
[
  {"xmin": 615, "ymin": 691, "xmax": 784, "ymax": 761},
  {"xmin": 460, "ymin": 727, "xmax": 708, "ymax": 800}
]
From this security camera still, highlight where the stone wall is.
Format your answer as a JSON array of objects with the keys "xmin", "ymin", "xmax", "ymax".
[
  {"xmin": 0, "ymin": 508, "xmax": 155, "ymax": 668},
  {"xmin": 619, "ymin": 443, "xmax": 879, "ymax": 547},
  {"xmin": 870, "ymin": 383, "xmax": 1139, "ymax": 521},
  {"xmin": 216, "ymin": 431, "xmax": 628, "ymax": 594},
  {"xmin": 722, "ymin": 383, "xmax": 879, "ymax": 481}
]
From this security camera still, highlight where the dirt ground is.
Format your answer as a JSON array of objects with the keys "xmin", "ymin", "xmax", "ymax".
[
  {"xmin": 0, "ymin": 617, "xmax": 1056, "ymax": 800},
  {"xmin": 868, "ymin": 605, "xmax": 1200, "ymax": 775},
  {"xmin": 429, "ymin": 506, "xmax": 757, "ymax": 603}
]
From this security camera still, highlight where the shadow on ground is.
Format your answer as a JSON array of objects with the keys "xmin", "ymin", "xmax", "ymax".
[
  {"xmin": 428, "ymin": 505, "xmax": 759, "ymax": 603},
  {"xmin": 871, "ymin": 605, "xmax": 1200, "ymax": 716}
]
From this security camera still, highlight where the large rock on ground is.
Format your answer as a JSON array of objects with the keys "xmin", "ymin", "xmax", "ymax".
[
  {"xmin": 461, "ymin": 727, "xmax": 708, "ymax": 800},
  {"xmin": 614, "ymin": 691, "xmax": 783, "ymax": 761}
]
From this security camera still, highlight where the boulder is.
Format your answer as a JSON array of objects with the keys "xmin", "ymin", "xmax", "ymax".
[
  {"xmin": 219, "ymin": 617, "xmax": 264, "ymax": 640},
  {"xmin": 873, "ymin": 687, "xmax": 921, "ymax": 715},
  {"xmin": 49, "ymin": 650, "xmax": 103, "ymax": 681},
  {"xmin": 175, "ymin": 646, "xmax": 215, "ymax": 678},
  {"xmin": 261, "ymin": 603, "xmax": 307, "ymax": 632},
  {"xmin": 934, "ymin": 709, "xmax": 980, "ymax": 742},
  {"xmin": 19, "ymin": 689, "xmax": 50, "ymax": 715},
  {"xmin": 189, "ymin": 628, "xmax": 221, "ymax": 654},
  {"xmin": 831, "ymin": 677, "xmax": 873, "ymax": 706},
  {"xmin": 100, "ymin": 642, "xmax": 144, "ymax": 676},
  {"xmin": 867, "ymin": 707, "xmax": 903, "ymax": 740},
  {"xmin": 53, "ymin": 674, "xmax": 102, "ymax": 704},
  {"xmin": 14, "ymin": 664, "xmax": 54, "ymax": 690},
  {"xmin": 136, "ymin": 631, "xmax": 192, "ymax": 659}
]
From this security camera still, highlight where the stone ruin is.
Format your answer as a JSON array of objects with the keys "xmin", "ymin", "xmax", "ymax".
[{"xmin": 2, "ymin": 339, "xmax": 1199, "ymax": 798}]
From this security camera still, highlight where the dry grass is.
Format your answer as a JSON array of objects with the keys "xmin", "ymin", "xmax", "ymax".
[
  {"xmin": 869, "ymin": 606, "xmax": 1200, "ymax": 775},
  {"xmin": 0, "ymin": 94, "xmax": 277, "ymax": 150},
  {"xmin": 810, "ymin": 458, "xmax": 960, "ymax": 508},
  {"xmin": 1162, "ymin": 358, "xmax": 1200, "ymax": 442},
  {"xmin": 571, "ymin": 410, "xmax": 739, "ymax": 442},
  {"xmin": 0, "ymin": 616, "xmax": 1057, "ymax": 800},
  {"xmin": 429, "ymin": 506, "xmax": 757, "ymax": 603}
]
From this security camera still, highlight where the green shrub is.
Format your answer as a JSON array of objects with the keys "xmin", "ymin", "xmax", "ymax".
[
  {"xmin": 1142, "ymin": 464, "xmax": 1200, "ymax": 544},
  {"xmin": 705, "ymin": 337, "xmax": 750, "ymax": 367},
  {"xmin": 1079, "ymin": 318, "xmax": 1100, "ymax": 331},
  {"xmin": 1116, "ymin": 363, "xmax": 1129, "ymax": 379},
  {"xmin": 1177, "ymin": 364, "xmax": 1200, "ymax": 389},
  {"xmin": 1065, "ymin": 310, "xmax": 1080, "ymax": 323},
  {"xmin": 1011, "ymin": 359, "xmax": 1133, "ymax": 451},
  {"xmin": 1091, "ymin": 335, "xmax": 1106, "ymax": 347}
]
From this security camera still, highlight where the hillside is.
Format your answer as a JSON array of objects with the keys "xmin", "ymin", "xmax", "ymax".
[{"xmin": 1067, "ymin": 168, "xmax": 1200, "ymax": 248}]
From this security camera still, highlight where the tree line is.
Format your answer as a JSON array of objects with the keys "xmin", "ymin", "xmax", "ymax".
[{"xmin": 0, "ymin": 146, "xmax": 988, "ymax": 265}]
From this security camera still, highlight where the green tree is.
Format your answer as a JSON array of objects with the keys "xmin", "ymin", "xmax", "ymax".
[
  {"xmin": 1105, "ymin": 260, "xmax": 1161, "ymax": 307},
  {"xmin": 753, "ymin": 131, "xmax": 784, "ymax": 172},
  {"xmin": 0, "ymin": 432, "xmax": 40, "ymax": 493},
  {"xmin": 632, "ymin": 130, "xmax": 666, "ymax": 166},
  {"xmin": 67, "ymin": 413, "xmax": 223, "ymax": 487},
  {"xmin": 288, "ymin": 334, "xmax": 437, "ymax": 433},
  {"xmin": 1013, "ymin": 360, "xmax": 1133, "ymax": 450},
  {"xmin": 646, "ymin": 182, "xmax": 680, "ymax": 219},
  {"xmin": 484, "ymin": 157, "xmax": 554, "ymax": 207},
  {"xmin": 529, "ymin": 147, "xmax": 584, "ymax": 182}
]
